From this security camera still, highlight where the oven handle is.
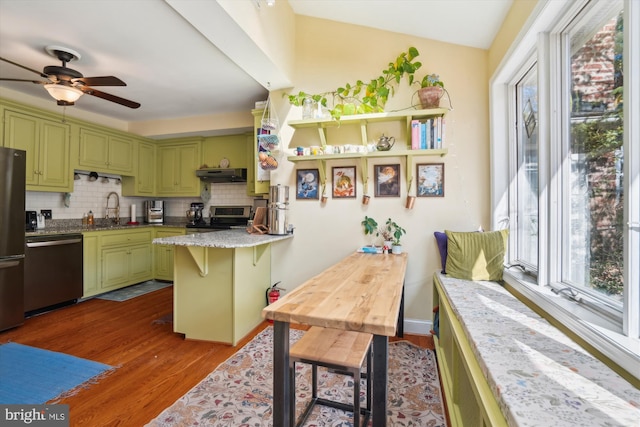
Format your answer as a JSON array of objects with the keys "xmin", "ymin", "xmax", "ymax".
[{"xmin": 26, "ymin": 238, "xmax": 82, "ymax": 248}]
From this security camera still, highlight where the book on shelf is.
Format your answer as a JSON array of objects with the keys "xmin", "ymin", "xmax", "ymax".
[
  {"xmin": 411, "ymin": 116, "xmax": 446, "ymax": 150},
  {"xmin": 411, "ymin": 120, "xmax": 420, "ymax": 150}
]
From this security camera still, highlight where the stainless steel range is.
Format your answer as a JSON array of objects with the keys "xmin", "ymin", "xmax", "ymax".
[{"xmin": 185, "ymin": 205, "xmax": 252, "ymax": 230}]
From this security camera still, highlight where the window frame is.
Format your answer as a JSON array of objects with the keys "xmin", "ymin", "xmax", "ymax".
[{"xmin": 490, "ymin": 0, "xmax": 640, "ymax": 381}]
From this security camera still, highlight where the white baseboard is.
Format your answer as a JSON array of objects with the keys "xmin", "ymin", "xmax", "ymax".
[{"xmin": 403, "ymin": 318, "xmax": 432, "ymax": 335}]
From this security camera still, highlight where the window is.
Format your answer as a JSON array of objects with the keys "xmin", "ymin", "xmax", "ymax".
[
  {"xmin": 491, "ymin": 0, "xmax": 639, "ymax": 380},
  {"xmin": 515, "ymin": 65, "xmax": 539, "ymax": 269},
  {"xmin": 564, "ymin": 7, "xmax": 624, "ymax": 304}
]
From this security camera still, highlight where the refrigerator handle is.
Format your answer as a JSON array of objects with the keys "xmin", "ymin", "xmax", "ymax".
[{"xmin": 0, "ymin": 259, "xmax": 21, "ymax": 269}]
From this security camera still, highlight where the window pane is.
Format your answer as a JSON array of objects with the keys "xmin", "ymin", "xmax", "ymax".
[
  {"xmin": 567, "ymin": 11, "xmax": 623, "ymax": 301},
  {"xmin": 516, "ymin": 66, "xmax": 538, "ymax": 268}
]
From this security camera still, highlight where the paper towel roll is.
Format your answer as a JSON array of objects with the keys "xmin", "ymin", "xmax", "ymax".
[{"xmin": 131, "ymin": 204, "xmax": 136, "ymax": 222}]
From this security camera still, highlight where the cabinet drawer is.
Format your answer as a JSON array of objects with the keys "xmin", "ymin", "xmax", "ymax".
[{"xmin": 101, "ymin": 229, "xmax": 152, "ymax": 247}]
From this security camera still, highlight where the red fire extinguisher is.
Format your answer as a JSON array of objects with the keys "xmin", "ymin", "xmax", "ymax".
[
  {"xmin": 266, "ymin": 281, "xmax": 284, "ymax": 306},
  {"xmin": 266, "ymin": 282, "xmax": 284, "ymax": 323}
]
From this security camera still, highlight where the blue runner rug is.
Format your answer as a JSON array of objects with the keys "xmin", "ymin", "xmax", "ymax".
[
  {"xmin": 0, "ymin": 342, "xmax": 114, "ymax": 404},
  {"xmin": 96, "ymin": 280, "xmax": 172, "ymax": 302}
]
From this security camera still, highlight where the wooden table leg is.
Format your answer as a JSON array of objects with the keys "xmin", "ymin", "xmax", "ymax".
[
  {"xmin": 273, "ymin": 321, "xmax": 291, "ymax": 426},
  {"xmin": 372, "ymin": 334, "xmax": 388, "ymax": 427}
]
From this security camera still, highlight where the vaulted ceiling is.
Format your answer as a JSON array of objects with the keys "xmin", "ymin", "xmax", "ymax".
[{"xmin": 0, "ymin": 0, "xmax": 512, "ymax": 127}]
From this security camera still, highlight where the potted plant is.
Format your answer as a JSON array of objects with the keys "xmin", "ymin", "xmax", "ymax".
[
  {"xmin": 378, "ymin": 226, "xmax": 394, "ymax": 250},
  {"xmin": 384, "ymin": 218, "xmax": 406, "ymax": 254},
  {"xmin": 287, "ymin": 47, "xmax": 423, "ymax": 120},
  {"xmin": 416, "ymin": 73, "xmax": 445, "ymax": 109},
  {"xmin": 361, "ymin": 216, "xmax": 379, "ymax": 246}
]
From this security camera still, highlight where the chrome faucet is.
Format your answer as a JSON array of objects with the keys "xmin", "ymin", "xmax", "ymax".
[{"xmin": 106, "ymin": 192, "xmax": 120, "ymax": 224}]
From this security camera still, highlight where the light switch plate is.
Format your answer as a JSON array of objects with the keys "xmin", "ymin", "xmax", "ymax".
[{"xmin": 41, "ymin": 209, "xmax": 52, "ymax": 219}]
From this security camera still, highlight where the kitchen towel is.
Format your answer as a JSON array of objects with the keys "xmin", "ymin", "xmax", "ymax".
[{"xmin": 0, "ymin": 342, "xmax": 114, "ymax": 404}]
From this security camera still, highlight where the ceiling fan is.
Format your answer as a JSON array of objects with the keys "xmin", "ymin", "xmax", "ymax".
[{"xmin": 0, "ymin": 45, "xmax": 140, "ymax": 109}]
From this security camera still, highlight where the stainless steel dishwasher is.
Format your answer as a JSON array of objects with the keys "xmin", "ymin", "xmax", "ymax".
[{"xmin": 24, "ymin": 233, "xmax": 83, "ymax": 313}]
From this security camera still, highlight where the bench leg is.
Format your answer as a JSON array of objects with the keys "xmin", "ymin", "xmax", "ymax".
[{"xmin": 352, "ymin": 366, "xmax": 360, "ymax": 427}]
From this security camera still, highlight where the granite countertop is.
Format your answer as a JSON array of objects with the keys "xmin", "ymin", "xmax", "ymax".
[
  {"xmin": 436, "ymin": 273, "xmax": 640, "ymax": 427},
  {"xmin": 154, "ymin": 229, "xmax": 293, "ymax": 248},
  {"xmin": 25, "ymin": 218, "xmax": 190, "ymax": 237}
]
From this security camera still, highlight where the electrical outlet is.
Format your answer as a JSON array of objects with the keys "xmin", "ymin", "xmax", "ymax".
[{"xmin": 41, "ymin": 209, "xmax": 52, "ymax": 219}]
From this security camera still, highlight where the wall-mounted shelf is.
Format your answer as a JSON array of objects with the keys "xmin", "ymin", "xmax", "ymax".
[
  {"xmin": 288, "ymin": 108, "xmax": 449, "ymax": 147},
  {"xmin": 287, "ymin": 108, "xmax": 449, "ymax": 194}
]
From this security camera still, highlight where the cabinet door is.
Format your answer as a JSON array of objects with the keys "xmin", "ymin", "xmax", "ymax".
[
  {"xmin": 121, "ymin": 140, "xmax": 155, "ymax": 196},
  {"xmin": 129, "ymin": 244, "xmax": 152, "ymax": 282},
  {"xmin": 101, "ymin": 247, "xmax": 130, "ymax": 289},
  {"xmin": 176, "ymin": 144, "xmax": 200, "ymax": 193},
  {"xmin": 137, "ymin": 141, "xmax": 155, "ymax": 194},
  {"xmin": 202, "ymin": 134, "xmax": 247, "ymax": 169},
  {"xmin": 157, "ymin": 146, "xmax": 178, "ymax": 194},
  {"xmin": 79, "ymin": 128, "xmax": 109, "ymax": 170},
  {"xmin": 154, "ymin": 229, "xmax": 184, "ymax": 280},
  {"xmin": 82, "ymin": 233, "xmax": 100, "ymax": 297},
  {"xmin": 38, "ymin": 120, "xmax": 70, "ymax": 189},
  {"xmin": 156, "ymin": 143, "xmax": 200, "ymax": 196},
  {"xmin": 4, "ymin": 110, "xmax": 39, "ymax": 186},
  {"xmin": 107, "ymin": 135, "xmax": 133, "ymax": 173}
]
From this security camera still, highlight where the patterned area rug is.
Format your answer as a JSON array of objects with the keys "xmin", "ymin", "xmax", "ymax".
[
  {"xmin": 96, "ymin": 280, "xmax": 172, "ymax": 302},
  {"xmin": 146, "ymin": 327, "xmax": 445, "ymax": 427}
]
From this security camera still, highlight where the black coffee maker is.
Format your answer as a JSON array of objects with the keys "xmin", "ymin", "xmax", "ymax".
[
  {"xmin": 25, "ymin": 211, "xmax": 38, "ymax": 231},
  {"xmin": 187, "ymin": 202, "xmax": 205, "ymax": 226}
]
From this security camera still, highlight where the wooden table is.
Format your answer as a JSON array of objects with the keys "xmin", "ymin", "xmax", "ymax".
[{"xmin": 262, "ymin": 252, "xmax": 408, "ymax": 427}]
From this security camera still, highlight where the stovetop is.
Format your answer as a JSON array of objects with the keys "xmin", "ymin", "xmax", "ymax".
[
  {"xmin": 185, "ymin": 218, "xmax": 248, "ymax": 229},
  {"xmin": 185, "ymin": 205, "xmax": 252, "ymax": 229}
]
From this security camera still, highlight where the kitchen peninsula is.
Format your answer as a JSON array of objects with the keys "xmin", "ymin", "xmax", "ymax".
[{"xmin": 153, "ymin": 229, "xmax": 292, "ymax": 345}]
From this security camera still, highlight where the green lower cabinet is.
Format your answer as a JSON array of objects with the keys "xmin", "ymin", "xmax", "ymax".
[
  {"xmin": 101, "ymin": 243, "xmax": 152, "ymax": 289},
  {"xmin": 154, "ymin": 228, "xmax": 185, "ymax": 281},
  {"xmin": 82, "ymin": 229, "xmax": 153, "ymax": 298},
  {"xmin": 102, "ymin": 247, "xmax": 131, "ymax": 289}
]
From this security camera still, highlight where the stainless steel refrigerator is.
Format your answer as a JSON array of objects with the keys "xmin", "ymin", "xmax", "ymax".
[{"xmin": 0, "ymin": 147, "xmax": 26, "ymax": 331}]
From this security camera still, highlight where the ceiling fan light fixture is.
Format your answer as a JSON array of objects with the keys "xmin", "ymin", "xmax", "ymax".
[{"xmin": 44, "ymin": 83, "xmax": 83, "ymax": 104}]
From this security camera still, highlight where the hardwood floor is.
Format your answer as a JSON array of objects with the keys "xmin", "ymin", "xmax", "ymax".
[{"xmin": 0, "ymin": 286, "xmax": 434, "ymax": 426}]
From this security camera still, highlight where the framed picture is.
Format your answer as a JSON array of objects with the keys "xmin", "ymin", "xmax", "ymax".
[
  {"xmin": 332, "ymin": 166, "xmax": 356, "ymax": 198},
  {"xmin": 416, "ymin": 163, "xmax": 445, "ymax": 197},
  {"xmin": 374, "ymin": 164, "xmax": 400, "ymax": 197},
  {"xmin": 296, "ymin": 169, "xmax": 320, "ymax": 200}
]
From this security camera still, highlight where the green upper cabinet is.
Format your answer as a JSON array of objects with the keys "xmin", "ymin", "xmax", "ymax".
[
  {"xmin": 122, "ymin": 140, "xmax": 155, "ymax": 196},
  {"xmin": 79, "ymin": 127, "xmax": 134, "ymax": 174},
  {"xmin": 3, "ymin": 109, "xmax": 71, "ymax": 192},
  {"xmin": 202, "ymin": 134, "xmax": 247, "ymax": 169},
  {"xmin": 156, "ymin": 139, "xmax": 201, "ymax": 196}
]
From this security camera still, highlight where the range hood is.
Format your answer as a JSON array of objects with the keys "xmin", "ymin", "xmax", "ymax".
[{"xmin": 196, "ymin": 168, "xmax": 247, "ymax": 183}]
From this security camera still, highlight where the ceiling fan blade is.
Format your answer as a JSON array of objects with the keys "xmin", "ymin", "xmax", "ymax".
[
  {"xmin": 0, "ymin": 57, "xmax": 49, "ymax": 79},
  {"xmin": 78, "ymin": 86, "xmax": 140, "ymax": 109},
  {"xmin": 75, "ymin": 76, "xmax": 126, "ymax": 86},
  {"xmin": 0, "ymin": 78, "xmax": 47, "ymax": 84}
]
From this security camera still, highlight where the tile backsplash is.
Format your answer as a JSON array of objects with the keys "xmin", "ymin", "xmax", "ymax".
[{"xmin": 26, "ymin": 175, "xmax": 259, "ymax": 221}]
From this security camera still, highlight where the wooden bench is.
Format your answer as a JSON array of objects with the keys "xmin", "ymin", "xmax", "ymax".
[{"xmin": 289, "ymin": 326, "xmax": 373, "ymax": 427}]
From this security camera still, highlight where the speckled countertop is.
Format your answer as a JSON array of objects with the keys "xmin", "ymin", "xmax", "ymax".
[
  {"xmin": 435, "ymin": 273, "xmax": 640, "ymax": 427},
  {"xmin": 153, "ymin": 229, "xmax": 293, "ymax": 248},
  {"xmin": 25, "ymin": 217, "xmax": 190, "ymax": 237}
]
